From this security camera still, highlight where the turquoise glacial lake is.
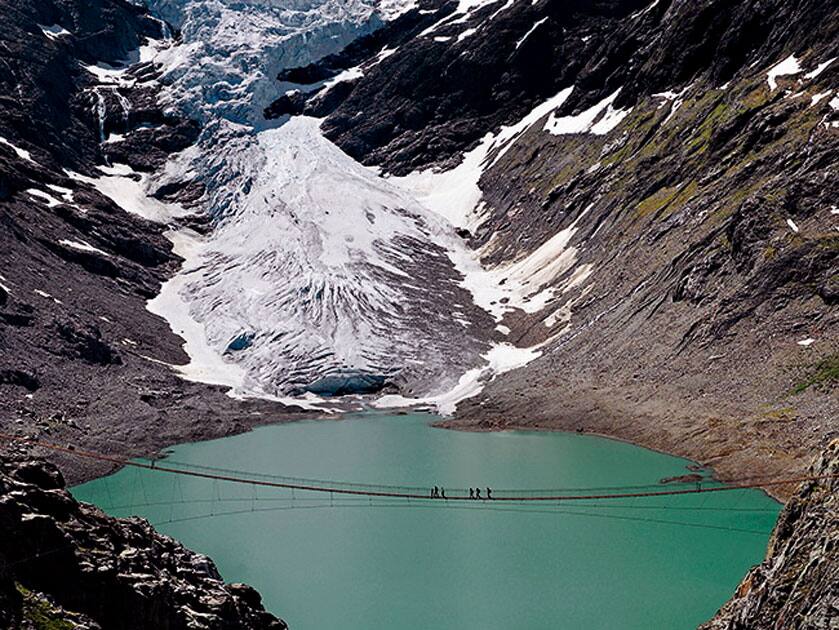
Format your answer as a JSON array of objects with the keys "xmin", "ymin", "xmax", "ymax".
[{"xmin": 73, "ymin": 411, "xmax": 779, "ymax": 630}]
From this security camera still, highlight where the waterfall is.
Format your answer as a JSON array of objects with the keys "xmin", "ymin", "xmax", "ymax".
[
  {"xmin": 111, "ymin": 88, "xmax": 131, "ymax": 126},
  {"xmin": 92, "ymin": 88, "xmax": 106, "ymax": 142}
]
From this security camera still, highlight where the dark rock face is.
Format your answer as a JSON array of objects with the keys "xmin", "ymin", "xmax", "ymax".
[
  {"xmin": 0, "ymin": 457, "xmax": 288, "ymax": 629},
  {"xmin": 0, "ymin": 0, "xmax": 312, "ymax": 489},
  {"xmin": 306, "ymin": 0, "xmax": 838, "ymax": 175},
  {"xmin": 700, "ymin": 441, "xmax": 839, "ymax": 630}
]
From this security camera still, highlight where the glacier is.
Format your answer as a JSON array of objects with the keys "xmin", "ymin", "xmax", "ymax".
[
  {"xmin": 94, "ymin": 0, "xmax": 597, "ymax": 410},
  {"xmin": 132, "ymin": 0, "xmax": 495, "ymax": 400}
]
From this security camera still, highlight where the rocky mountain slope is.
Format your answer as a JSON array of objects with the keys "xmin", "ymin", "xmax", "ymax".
[
  {"xmin": 0, "ymin": 0, "xmax": 314, "ymax": 483},
  {"xmin": 701, "ymin": 439, "xmax": 838, "ymax": 630},
  {"xmin": 0, "ymin": 456, "xmax": 287, "ymax": 629},
  {"xmin": 276, "ymin": 0, "xmax": 839, "ymax": 493}
]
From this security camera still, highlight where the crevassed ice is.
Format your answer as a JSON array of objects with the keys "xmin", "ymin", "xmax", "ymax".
[{"xmin": 141, "ymin": 0, "xmax": 491, "ymax": 398}]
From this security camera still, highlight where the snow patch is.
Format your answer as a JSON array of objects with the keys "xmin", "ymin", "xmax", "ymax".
[
  {"xmin": 515, "ymin": 17, "xmax": 548, "ymax": 49},
  {"xmin": 804, "ymin": 57, "xmax": 836, "ymax": 80},
  {"xmin": 457, "ymin": 28, "xmax": 478, "ymax": 42},
  {"xmin": 375, "ymin": 342, "xmax": 543, "ymax": 415},
  {"xmin": 653, "ymin": 85, "xmax": 691, "ymax": 126},
  {"xmin": 59, "ymin": 239, "xmax": 111, "ymax": 257},
  {"xmin": 630, "ymin": 0, "xmax": 660, "ymax": 19},
  {"xmin": 786, "ymin": 218, "xmax": 799, "ymax": 233},
  {"xmin": 147, "ymin": 229, "xmax": 249, "ymax": 390},
  {"xmin": 39, "ymin": 24, "xmax": 71, "ymax": 39},
  {"xmin": 84, "ymin": 62, "xmax": 131, "ymax": 86},
  {"xmin": 455, "ymin": 206, "xmax": 593, "ymax": 321},
  {"xmin": 46, "ymin": 184, "xmax": 74, "ymax": 203},
  {"xmin": 33, "ymin": 289, "xmax": 62, "ymax": 304},
  {"xmin": 797, "ymin": 338, "xmax": 815, "ymax": 347},
  {"xmin": 389, "ymin": 86, "xmax": 574, "ymax": 230},
  {"xmin": 322, "ymin": 66, "xmax": 364, "ymax": 92},
  {"xmin": 544, "ymin": 89, "xmax": 630, "ymax": 136},
  {"xmin": 377, "ymin": 0, "xmax": 419, "ymax": 20},
  {"xmin": 26, "ymin": 189, "xmax": 61, "ymax": 207},
  {"xmin": 68, "ymin": 164, "xmax": 191, "ymax": 223},
  {"xmin": 767, "ymin": 54, "xmax": 801, "ymax": 91},
  {"xmin": 810, "ymin": 91, "xmax": 832, "ymax": 107},
  {"xmin": 0, "ymin": 137, "xmax": 36, "ymax": 163}
]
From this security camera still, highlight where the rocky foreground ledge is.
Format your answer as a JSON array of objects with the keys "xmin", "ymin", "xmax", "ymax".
[
  {"xmin": 701, "ymin": 439, "xmax": 839, "ymax": 629},
  {"xmin": 0, "ymin": 457, "xmax": 286, "ymax": 629}
]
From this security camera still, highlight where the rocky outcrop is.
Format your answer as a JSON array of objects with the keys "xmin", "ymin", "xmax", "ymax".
[
  {"xmin": 0, "ymin": 456, "xmax": 287, "ymax": 629},
  {"xmin": 700, "ymin": 440, "xmax": 839, "ymax": 630}
]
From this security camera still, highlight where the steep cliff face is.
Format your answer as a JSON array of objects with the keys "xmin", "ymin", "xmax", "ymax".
[
  {"xmin": 701, "ymin": 440, "xmax": 839, "ymax": 630},
  {"xmin": 0, "ymin": 456, "xmax": 286, "ymax": 629}
]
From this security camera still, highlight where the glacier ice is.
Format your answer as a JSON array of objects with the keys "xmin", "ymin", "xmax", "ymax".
[
  {"xmin": 108, "ymin": 0, "xmax": 597, "ymax": 413},
  {"xmin": 136, "ymin": 0, "xmax": 493, "ymax": 400}
]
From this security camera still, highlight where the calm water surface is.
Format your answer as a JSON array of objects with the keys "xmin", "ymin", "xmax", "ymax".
[{"xmin": 73, "ymin": 412, "xmax": 779, "ymax": 630}]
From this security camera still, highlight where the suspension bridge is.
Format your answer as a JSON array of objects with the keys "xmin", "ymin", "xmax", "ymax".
[{"xmin": 2, "ymin": 431, "xmax": 830, "ymax": 536}]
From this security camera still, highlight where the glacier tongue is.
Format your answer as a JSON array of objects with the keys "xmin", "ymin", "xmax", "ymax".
[
  {"xmin": 139, "ymin": 0, "xmax": 493, "ymax": 399},
  {"xmin": 162, "ymin": 116, "xmax": 491, "ymax": 396}
]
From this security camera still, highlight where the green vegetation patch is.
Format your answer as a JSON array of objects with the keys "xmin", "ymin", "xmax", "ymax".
[
  {"xmin": 15, "ymin": 583, "xmax": 75, "ymax": 630},
  {"xmin": 634, "ymin": 180, "xmax": 698, "ymax": 220},
  {"xmin": 791, "ymin": 353, "xmax": 839, "ymax": 394}
]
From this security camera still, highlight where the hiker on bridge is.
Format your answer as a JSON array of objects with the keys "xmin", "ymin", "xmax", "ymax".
[
  {"xmin": 475, "ymin": 487, "xmax": 482, "ymax": 500},
  {"xmin": 469, "ymin": 488, "xmax": 474, "ymax": 499},
  {"xmin": 440, "ymin": 488, "xmax": 446, "ymax": 500},
  {"xmin": 486, "ymin": 487, "xmax": 492, "ymax": 500}
]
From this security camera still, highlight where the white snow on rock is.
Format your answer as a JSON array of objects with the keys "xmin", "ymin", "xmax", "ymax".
[
  {"xmin": 653, "ymin": 84, "xmax": 690, "ymax": 126},
  {"xmin": 390, "ymin": 86, "xmax": 574, "ymax": 230},
  {"xmin": 38, "ymin": 24, "xmax": 71, "ymax": 39},
  {"xmin": 83, "ymin": 62, "xmax": 133, "ymax": 86},
  {"xmin": 811, "ymin": 91, "xmax": 832, "ymax": 107},
  {"xmin": 515, "ymin": 17, "xmax": 547, "ymax": 49},
  {"xmin": 454, "ymin": 205, "xmax": 594, "ymax": 321},
  {"xmin": 0, "ymin": 137, "xmax": 36, "ymax": 163},
  {"xmin": 457, "ymin": 27, "xmax": 478, "ymax": 41},
  {"xmin": 46, "ymin": 184, "xmax": 74, "ymax": 203},
  {"xmin": 374, "ymin": 342, "xmax": 543, "ymax": 415},
  {"xmin": 322, "ymin": 66, "xmax": 364, "ymax": 91},
  {"xmin": 544, "ymin": 89, "xmax": 630, "ymax": 136},
  {"xmin": 68, "ymin": 164, "xmax": 192, "ymax": 223},
  {"xmin": 377, "ymin": 0, "xmax": 419, "ymax": 20},
  {"xmin": 147, "ymin": 229, "xmax": 249, "ymax": 390},
  {"xmin": 33, "ymin": 289, "xmax": 62, "ymax": 304},
  {"xmin": 629, "ymin": 0, "xmax": 660, "ymax": 20},
  {"xmin": 786, "ymin": 218, "xmax": 800, "ymax": 233},
  {"xmin": 59, "ymin": 239, "xmax": 111, "ymax": 257},
  {"xmin": 26, "ymin": 189, "xmax": 62, "ymax": 207},
  {"xmin": 767, "ymin": 54, "xmax": 802, "ymax": 91},
  {"xmin": 797, "ymin": 338, "xmax": 815, "ymax": 347},
  {"xmin": 0, "ymin": 273, "xmax": 11, "ymax": 295},
  {"xmin": 804, "ymin": 57, "xmax": 836, "ymax": 80}
]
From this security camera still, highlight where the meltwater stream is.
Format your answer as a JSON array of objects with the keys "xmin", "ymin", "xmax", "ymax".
[{"xmin": 73, "ymin": 412, "xmax": 779, "ymax": 630}]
